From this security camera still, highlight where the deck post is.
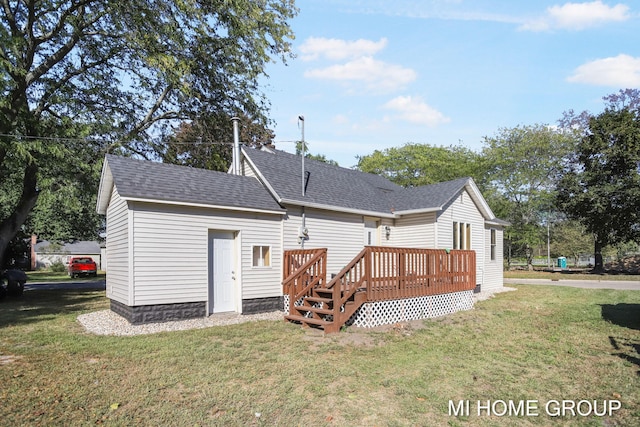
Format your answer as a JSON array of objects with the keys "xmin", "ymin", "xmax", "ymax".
[
  {"xmin": 363, "ymin": 247, "xmax": 371, "ymax": 297},
  {"xmin": 397, "ymin": 249, "xmax": 405, "ymax": 295}
]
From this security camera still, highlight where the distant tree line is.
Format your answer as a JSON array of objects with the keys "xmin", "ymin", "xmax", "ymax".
[{"xmin": 357, "ymin": 89, "xmax": 640, "ymax": 272}]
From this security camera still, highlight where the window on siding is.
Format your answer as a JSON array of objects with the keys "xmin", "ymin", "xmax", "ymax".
[
  {"xmin": 453, "ymin": 222, "xmax": 459, "ymax": 249},
  {"xmin": 252, "ymin": 246, "xmax": 271, "ymax": 267},
  {"xmin": 490, "ymin": 229, "xmax": 496, "ymax": 260},
  {"xmin": 453, "ymin": 222, "xmax": 471, "ymax": 250}
]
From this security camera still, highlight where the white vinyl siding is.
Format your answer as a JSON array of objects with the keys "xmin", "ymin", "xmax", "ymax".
[
  {"xmin": 388, "ymin": 213, "xmax": 436, "ymax": 248},
  {"xmin": 241, "ymin": 160, "xmax": 257, "ymax": 178},
  {"xmin": 379, "ymin": 218, "xmax": 394, "ymax": 246},
  {"xmin": 105, "ymin": 187, "xmax": 130, "ymax": 304},
  {"xmin": 129, "ymin": 203, "xmax": 282, "ymax": 305},
  {"xmin": 484, "ymin": 225, "xmax": 505, "ymax": 293},
  {"xmin": 437, "ymin": 190, "xmax": 485, "ymax": 286},
  {"xmin": 283, "ymin": 207, "xmax": 364, "ymax": 278}
]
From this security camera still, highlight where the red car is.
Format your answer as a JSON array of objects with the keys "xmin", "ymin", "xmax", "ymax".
[{"xmin": 68, "ymin": 257, "xmax": 97, "ymax": 278}]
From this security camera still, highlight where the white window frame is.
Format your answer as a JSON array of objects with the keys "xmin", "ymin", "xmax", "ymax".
[
  {"xmin": 252, "ymin": 245, "xmax": 271, "ymax": 268},
  {"xmin": 453, "ymin": 222, "xmax": 471, "ymax": 250},
  {"xmin": 490, "ymin": 229, "xmax": 497, "ymax": 261}
]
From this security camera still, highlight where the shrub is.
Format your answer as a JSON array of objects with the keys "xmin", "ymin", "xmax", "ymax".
[{"xmin": 50, "ymin": 261, "xmax": 66, "ymax": 273}]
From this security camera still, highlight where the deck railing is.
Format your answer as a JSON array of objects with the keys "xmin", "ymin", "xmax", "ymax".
[
  {"xmin": 283, "ymin": 246, "xmax": 475, "ymax": 303},
  {"xmin": 364, "ymin": 247, "xmax": 476, "ymax": 301},
  {"xmin": 282, "ymin": 248, "xmax": 327, "ymax": 308},
  {"xmin": 283, "ymin": 246, "xmax": 476, "ymax": 331}
]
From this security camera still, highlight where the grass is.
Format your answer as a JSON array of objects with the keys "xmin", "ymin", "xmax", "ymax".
[
  {"xmin": 0, "ymin": 286, "xmax": 639, "ymax": 426},
  {"xmin": 504, "ymin": 270, "xmax": 639, "ymax": 281},
  {"xmin": 25, "ymin": 270, "xmax": 105, "ymax": 283}
]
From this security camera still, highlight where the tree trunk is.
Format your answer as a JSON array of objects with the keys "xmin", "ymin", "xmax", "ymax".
[
  {"xmin": 0, "ymin": 163, "xmax": 39, "ymax": 269},
  {"xmin": 592, "ymin": 238, "xmax": 604, "ymax": 273}
]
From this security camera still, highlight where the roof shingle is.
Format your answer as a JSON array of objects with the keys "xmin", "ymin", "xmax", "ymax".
[
  {"xmin": 105, "ymin": 155, "xmax": 285, "ymax": 213},
  {"xmin": 242, "ymin": 148, "xmax": 474, "ymax": 215}
]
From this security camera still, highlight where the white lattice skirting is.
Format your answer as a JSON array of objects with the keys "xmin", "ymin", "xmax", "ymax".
[
  {"xmin": 349, "ymin": 290, "xmax": 474, "ymax": 328},
  {"xmin": 284, "ymin": 290, "xmax": 474, "ymax": 328}
]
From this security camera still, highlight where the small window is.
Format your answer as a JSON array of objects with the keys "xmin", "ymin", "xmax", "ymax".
[
  {"xmin": 453, "ymin": 222, "xmax": 471, "ymax": 250},
  {"xmin": 490, "ymin": 229, "xmax": 496, "ymax": 261},
  {"xmin": 465, "ymin": 223, "xmax": 471, "ymax": 250},
  {"xmin": 252, "ymin": 246, "xmax": 271, "ymax": 267},
  {"xmin": 453, "ymin": 222, "xmax": 459, "ymax": 249}
]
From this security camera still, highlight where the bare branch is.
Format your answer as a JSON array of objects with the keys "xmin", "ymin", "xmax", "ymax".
[
  {"xmin": 128, "ymin": 85, "xmax": 180, "ymax": 137},
  {"xmin": 1, "ymin": 0, "xmax": 20, "ymax": 35},
  {"xmin": 33, "ymin": 0, "xmax": 94, "ymax": 44}
]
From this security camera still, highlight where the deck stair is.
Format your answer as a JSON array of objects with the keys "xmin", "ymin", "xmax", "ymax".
[
  {"xmin": 283, "ymin": 247, "xmax": 372, "ymax": 333},
  {"xmin": 283, "ymin": 246, "xmax": 476, "ymax": 333},
  {"xmin": 284, "ymin": 284, "xmax": 367, "ymax": 333}
]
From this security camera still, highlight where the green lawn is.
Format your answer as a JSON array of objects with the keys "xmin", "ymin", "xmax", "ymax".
[
  {"xmin": 0, "ymin": 285, "xmax": 638, "ymax": 426},
  {"xmin": 504, "ymin": 270, "xmax": 639, "ymax": 281},
  {"xmin": 25, "ymin": 270, "xmax": 105, "ymax": 283}
]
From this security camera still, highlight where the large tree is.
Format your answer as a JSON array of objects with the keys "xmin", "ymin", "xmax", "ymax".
[
  {"xmin": 549, "ymin": 219, "xmax": 593, "ymax": 267},
  {"xmin": 482, "ymin": 124, "xmax": 577, "ymax": 269},
  {"xmin": 557, "ymin": 93, "xmax": 640, "ymax": 272},
  {"xmin": 356, "ymin": 143, "xmax": 484, "ymax": 188},
  {"xmin": 0, "ymin": 0, "xmax": 297, "ymax": 266},
  {"xmin": 160, "ymin": 113, "xmax": 276, "ymax": 171}
]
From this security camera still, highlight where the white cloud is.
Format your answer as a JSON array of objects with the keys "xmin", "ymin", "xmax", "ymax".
[
  {"xmin": 383, "ymin": 96, "xmax": 450, "ymax": 127},
  {"xmin": 304, "ymin": 57, "xmax": 417, "ymax": 93},
  {"xmin": 520, "ymin": 1, "xmax": 630, "ymax": 31},
  {"xmin": 331, "ymin": 114, "xmax": 350, "ymax": 125},
  {"xmin": 299, "ymin": 37, "xmax": 388, "ymax": 61},
  {"xmin": 567, "ymin": 54, "xmax": 640, "ymax": 86}
]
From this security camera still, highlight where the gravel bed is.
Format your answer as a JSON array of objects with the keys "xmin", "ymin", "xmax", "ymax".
[
  {"xmin": 473, "ymin": 286, "xmax": 517, "ymax": 302},
  {"xmin": 77, "ymin": 309, "xmax": 284, "ymax": 336},
  {"xmin": 78, "ymin": 287, "xmax": 514, "ymax": 336}
]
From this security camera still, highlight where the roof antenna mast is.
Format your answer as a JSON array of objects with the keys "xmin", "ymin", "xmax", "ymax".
[{"xmin": 298, "ymin": 115, "xmax": 305, "ymax": 196}]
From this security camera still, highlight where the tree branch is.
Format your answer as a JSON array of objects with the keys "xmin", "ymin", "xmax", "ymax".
[
  {"xmin": 1, "ymin": 0, "xmax": 20, "ymax": 35},
  {"xmin": 128, "ymin": 85, "xmax": 181, "ymax": 137}
]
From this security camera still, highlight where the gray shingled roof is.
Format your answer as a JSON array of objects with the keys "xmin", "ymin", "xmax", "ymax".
[
  {"xmin": 105, "ymin": 155, "xmax": 285, "ymax": 213},
  {"xmin": 242, "ymin": 148, "xmax": 475, "ymax": 215},
  {"xmin": 243, "ymin": 148, "xmax": 404, "ymax": 213},
  {"xmin": 35, "ymin": 240, "xmax": 101, "ymax": 254},
  {"xmin": 392, "ymin": 177, "xmax": 471, "ymax": 212}
]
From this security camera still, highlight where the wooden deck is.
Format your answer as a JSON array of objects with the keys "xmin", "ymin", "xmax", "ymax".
[{"xmin": 283, "ymin": 246, "xmax": 476, "ymax": 333}]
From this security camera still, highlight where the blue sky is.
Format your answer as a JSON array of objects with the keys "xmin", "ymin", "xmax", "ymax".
[{"xmin": 261, "ymin": 0, "xmax": 638, "ymax": 167}]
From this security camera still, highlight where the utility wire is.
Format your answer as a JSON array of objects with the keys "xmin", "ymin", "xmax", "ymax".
[{"xmin": 0, "ymin": 133, "xmax": 299, "ymax": 147}]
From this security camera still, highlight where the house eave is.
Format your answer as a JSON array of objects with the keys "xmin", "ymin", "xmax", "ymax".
[
  {"xmin": 486, "ymin": 218, "xmax": 511, "ymax": 227},
  {"xmin": 464, "ymin": 179, "xmax": 495, "ymax": 220},
  {"xmin": 392, "ymin": 206, "xmax": 442, "ymax": 216},
  {"xmin": 121, "ymin": 196, "xmax": 286, "ymax": 215},
  {"xmin": 96, "ymin": 159, "xmax": 113, "ymax": 215},
  {"xmin": 240, "ymin": 147, "xmax": 284, "ymax": 204},
  {"xmin": 280, "ymin": 198, "xmax": 395, "ymax": 218}
]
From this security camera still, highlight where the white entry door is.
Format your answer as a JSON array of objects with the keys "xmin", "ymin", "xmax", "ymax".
[
  {"xmin": 364, "ymin": 220, "xmax": 378, "ymax": 246},
  {"xmin": 209, "ymin": 232, "xmax": 236, "ymax": 314}
]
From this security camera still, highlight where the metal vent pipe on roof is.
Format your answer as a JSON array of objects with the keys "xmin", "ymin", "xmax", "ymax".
[
  {"xmin": 299, "ymin": 115, "xmax": 305, "ymax": 196},
  {"xmin": 231, "ymin": 117, "xmax": 241, "ymax": 175}
]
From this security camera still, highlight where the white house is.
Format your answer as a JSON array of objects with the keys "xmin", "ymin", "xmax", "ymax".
[
  {"xmin": 33, "ymin": 239, "xmax": 102, "ymax": 270},
  {"xmin": 96, "ymin": 147, "xmax": 507, "ymax": 326}
]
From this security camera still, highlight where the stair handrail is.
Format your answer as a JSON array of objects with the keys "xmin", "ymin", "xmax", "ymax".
[
  {"xmin": 283, "ymin": 248, "xmax": 326, "ymax": 278},
  {"xmin": 282, "ymin": 248, "xmax": 327, "ymax": 310},
  {"xmin": 326, "ymin": 246, "xmax": 370, "ymax": 303}
]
